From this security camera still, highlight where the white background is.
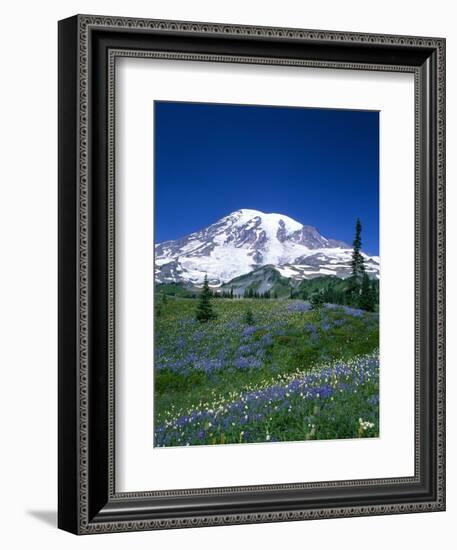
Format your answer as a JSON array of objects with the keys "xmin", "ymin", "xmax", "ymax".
[
  {"xmin": 116, "ymin": 59, "xmax": 415, "ymax": 491},
  {"xmin": 0, "ymin": 1, "xmax": 454, "ymax": 549}
]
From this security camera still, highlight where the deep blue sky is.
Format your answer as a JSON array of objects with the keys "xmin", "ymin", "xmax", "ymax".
[{"xmin": 154, "ymin": 101, "xmax": 379, "ymax": 255}]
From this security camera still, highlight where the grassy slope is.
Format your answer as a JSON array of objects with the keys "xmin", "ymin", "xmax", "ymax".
[{"xmin": 154, "ymin": 297, "xmax": 379, "ymax": 446}]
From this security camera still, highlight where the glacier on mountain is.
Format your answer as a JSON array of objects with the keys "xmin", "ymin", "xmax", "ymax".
[{"xmin": 155, "ymin": 209, "xmax": 379, "ymax": 286}]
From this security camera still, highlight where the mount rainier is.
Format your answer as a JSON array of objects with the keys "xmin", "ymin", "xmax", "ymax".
[{"xmin": 155, "ymin": 209, "xmax": 379, "ymax": 287}]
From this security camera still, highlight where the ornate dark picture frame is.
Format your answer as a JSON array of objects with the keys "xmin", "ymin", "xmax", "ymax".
[{"xmin": 58, "ymin": 14, "xmax": 446, "ymax": 534}]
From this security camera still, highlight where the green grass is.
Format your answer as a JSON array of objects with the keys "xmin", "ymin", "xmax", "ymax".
[{"xmin": 154, "ymin": 297, "xmax": 379, "ymax": 445}]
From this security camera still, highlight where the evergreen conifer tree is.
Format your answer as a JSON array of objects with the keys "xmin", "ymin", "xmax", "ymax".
[
  {"xmin": 244, "ymin": 308, "xmax": 254, "ymax": 325},
  {"xmin": 310, "ymin": 290, "xmax": 325, "ymax": 310},
  {"xmin": 351, "ymin": 218, "xmax": 366, "ymax": 281},
  {"xmin": 359, "ymin": 273, "xmax": 377, "ymax": 312},
  {"xmin": 346, "ymin": 218, "xmax": 366, "ymax": 306},
  {"xmin": 195, "ymin": 274, "xmax": 216, "ymax": 322}
]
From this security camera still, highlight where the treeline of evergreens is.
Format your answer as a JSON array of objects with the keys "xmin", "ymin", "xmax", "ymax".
[
  {"xmin": 155, "ymin": 284, "xmax": 278, "ymax": 300},
  {"xmin": 297, "ymin": 218, "xmax": 378, "ymax": 312},
  {"xmin": 241, "ymin": 288, "xmax": 277, "ymax": 299},
  {"xmin": 208, "ymin": 285, "xmax": 281, "ymax": 299},
  {"xmin": 296, "ymin": 275, "xmax": 379, "ymax": 312}
]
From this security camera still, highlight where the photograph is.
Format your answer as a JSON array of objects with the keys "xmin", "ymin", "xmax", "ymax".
[{"xmin": 153, "ymin": 101, "xmax": 380, "ymax": 447}]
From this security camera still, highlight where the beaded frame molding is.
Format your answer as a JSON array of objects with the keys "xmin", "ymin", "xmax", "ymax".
[{"xmin": 58, "ymin": 14, "xmax": 446, "ymax": 534}]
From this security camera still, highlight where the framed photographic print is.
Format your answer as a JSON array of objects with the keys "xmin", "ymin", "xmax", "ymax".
[{"xmin": 58, "ymin": 14, "xmax": 446, "ymax": 534}]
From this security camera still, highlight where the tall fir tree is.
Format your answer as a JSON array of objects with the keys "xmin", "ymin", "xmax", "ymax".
[
  {"xmin": 195, "ymin": 274, "xmax": 216, "ymax": 322},
  {"xmin": 346, "ymin": 218, "xmax": 366, "ymax": 306},
  {"xmin": 351, "ymin": 218, "xmax": 366, "ymax": 281}
]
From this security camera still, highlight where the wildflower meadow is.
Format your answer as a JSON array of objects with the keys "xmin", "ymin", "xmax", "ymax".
[{"xmin": 154, "ymin": 297, "xmax": 379, "ymax": 447}]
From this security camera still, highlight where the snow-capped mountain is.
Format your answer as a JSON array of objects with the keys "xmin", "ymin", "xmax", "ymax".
[{"xmin": 155, "ymin": 209, "xmax": 379, "ymax": 286}]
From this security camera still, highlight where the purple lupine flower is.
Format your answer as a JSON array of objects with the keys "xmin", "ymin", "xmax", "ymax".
[
  {"xmin": 242, "ymin": 326, "xmax": 259, "ymax": 337},
  {"xmin": 288, "ymin": 301, "xmax": 311, "ymax": 313}
]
